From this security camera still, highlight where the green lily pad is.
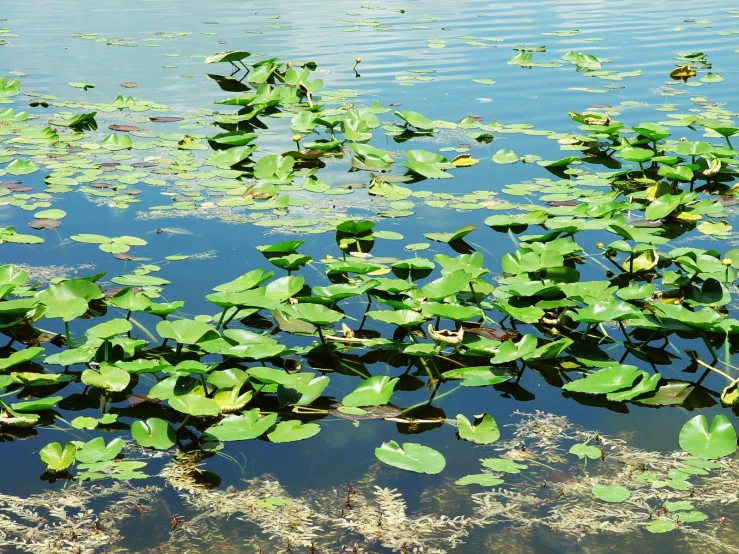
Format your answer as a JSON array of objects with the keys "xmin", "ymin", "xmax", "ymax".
[
  {"xmin": 169, "ymin": 394, "xmax": 221, "ymax": 416},
  {"xmin": 342, "ymin": 375, "xmax": 398, "ymax": 407},
  {"xmin": 76, "ymin": 437, "xmax": 124, "ymax": 464},
  {"xmin": 457, "ymin": 413, "xmax": 500, "ymax": 444},
  {"xmin": 205, "ymin": 410, "xmax": 278, "ymax": 442},
  {"xmin": 131, "ymin": 418, "xmax": 176, "ymax": 449},
  {"xmin": 267, "ymin": 420, "xmax": 321, "ymax": 443},
  {"xmin": 562, "ymin": 365, "xmax": 642, "ymax": 394},
  {"xmin": 480, "ymin": 458, "xmax": 527, "ymax": 474},
  {"xmin": 81, "ymin": 364, "xmax": 131, "ymax": 392},
  {"xmin": 424, "ymin": 225, "xmax": 475, "ymax": 243},
  {"xmin": 6, "ymin": 159, "xmax": 39, "ymax": 175},
  {"xmin": 492, "ymin": 149, "xmax": 520, "ymax": 164},
  {"xmin": 375, "ymin": 441, "xmax": 446, "ymax": 474},
  {"xmin": 569, "ymin": 443, "xmax": 602, "ymax": 460},
  {"xmin": 679, "ymin": 414, "xmax": 737, "ymax": 459},
  {"xmin": 101, "ymin": 133, "xmax": 133, "ymax": 151},
  {"xmin": 646, "ymin": 519, "xmax": 677, "ymax": 533},
  {"xmin": 591, "ymin": 484, "xmax": 630, "ymax": 503},
  {"xmin": 39, "ymin": 442, "xmax": 77, "ymax": 473},
  {"xmin": 455, "ymin": 474, "xmax": 504, "ymax": 486}
]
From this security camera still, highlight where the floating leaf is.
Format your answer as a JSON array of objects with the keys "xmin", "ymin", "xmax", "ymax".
[
  {"xmin": 131, "ymin": 418, "xmax": 176, "ymax": 449},
  {"xmin": 6, "ymin": 159, "xmax": 39, "ymax": 176},
  {"xmin": 101, "ymin": 133, "xmax": 133, "ymax": 151},
  {"xmin": 342, "ymin": 375, "xmax": 398, "ymax": 407},
  {"xmin": 205, "ymin": 410, "xmax": 278, "ymax": 442},
  {"xmin": 480, "ymin": 458, "xmax": 527, "ymax": 474},
  {"xmin": 679, "ymin": 415, "xmax": 737, "ymax": 459},
  {"xmin": 457, "ymin": 413, "xmax": 500, "ymax": 444},
  {"xmin": 562, "ymin": 365, "xmax": 642, "ymax": 394},
  {"xmin": 76, "ymin": 437, "xmax": 124, "ymax": 464},
  {"xmin": 375, "ymin": 441, "xmax": 445, "ymax": 474},
  {"xmin": 646, "ymin": 519, "xmax": 677, "ymax": 533},
  {"xmin": 569, "ymin": 443, "xmax": 602, "ymax": 460},
  {"xmin": 39, "ymin": 442, "xmax": 77, "ymax": 473},
  {"xmin": 424, "ymin": 224, "xmax": 475, "ymax": 243},
  {"xmin": 455, "ymin": 474, "xmax": 504, "ymax": 486},
  {"xmin": 591, "ymin": 484, "xmax": 630, "ymax": 503},
  {"xmin": 267, "ymin": 420, "xmax": 321, "ymax": 443}
]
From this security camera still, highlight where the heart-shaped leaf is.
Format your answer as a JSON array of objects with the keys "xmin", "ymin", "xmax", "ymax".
[
  {"xmin": 169, "ymin": 394, "xmax": 221, "ymax": 416},
  {"xmin": 375, "ymin": 441, "xmax": 445, "ymax": 474},
  {"xmin": 562, "ymin": 365, "xmax": 642, "ymax": 395},
  {"xmin": 76, "ymin": 437, "xmax": 124, "ymax": 463},
  {"xmin": 267, "ymin": 420, "xmax": 321, "ymax": 443},
  {"xmin": 81, "ymin": 364, "xmax": 131, "ymax": 392},
  {"xmin": 39, "ymin": 442, "xmax": 77, "ymax": 473},
  {"xmin": 205, "ymin": 409, "xmax": 278, "ymax": 442},
  {"xmin": 131, "ymin": 418, "xmax": 176, "ymax": 449},
  {"xmin": 457, "ymin": 413, "xmax": 500, "ymax": 444},
  {"xmin": 455, "ymin": 474, "xmax": 504, "ymax": 486},
  {"xmin": 569, "ymin": 443, "xmax": 602, "ymax": 460},
  {"xmin": 156, "ymin": 319, "xmax": 218, "ymax": 345},
  {"xmin": 679, "ymin": 414, "xmax": 737, "ymax": 459},
  {"xmin": 342, "ymin": 375, "xmax": 398, "ymax": 407},
  {"xmin": 592, "ymin": 484, "xmax": 630, "ymax": 503}
]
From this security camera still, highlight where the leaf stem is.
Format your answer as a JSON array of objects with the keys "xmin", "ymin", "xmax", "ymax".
[
  {"xmin": 174, "ymin": 415, "xmax": 191, "ymax": 433},
  {"xmin": 693, "ymin": 358, "xmax": 732, "ymax": 381},
  {"xmin": 215, "ymin": 307, "xmax": 228, "ymax": 331}
]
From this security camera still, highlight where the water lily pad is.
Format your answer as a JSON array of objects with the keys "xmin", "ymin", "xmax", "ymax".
[
  {"xmin": 101, "ymin": 133, "xmax": 133, "ymax": 151},
  {"xmin": 679, "ymin": 414, "xmax": 737, "ymax": 459},
  {"xmin": 569, "ymin": 443, "xmax": 602, "ymax": 460},
  {"xmin": 562, "ymin": 365, "xmax": 642, "ymax": 394},
  {"xmin": 205, "ymin": 410, "xmax": 277, "ymax": 442},
  {"xmin": 342, "ymin": 375, "xmax": 398, "ymax": 407},
  {"xmin": 591, "ymin": 484, "xmax": 630, "ymax": 503},
  {"xmin": 424, "ymin": 225, "xmax": 475, "ymax": 243},
  {"xmin": 457, "ymin": 413, "xmax": 500, "ymax": 444},
  {"xmin": 39, "ymin": 442, "xmax": 77, "ymax": 473},
  {"xmin": 81, "ymin": 364, "xmax": 131, "ymax": 392},
  {"xmin": 6, "ymin": 159, "xmax": 39, "ymax": 175},
  {"xmin": 131, "ymin": 418, "xmax": 176, "ymax": 449},
  {"xmin": 375, "ymin": 441, "xmax": 445, "ymax": 474},
  {"xmin": 646, "ymin": 519, "xmax": 677, "ymax": 533},
  {"xmin": 480, "ymin": 458, "xmax": 527, "ymax": 474},
  {"xmin": 169, "ymin": 394, "xmax": 221, "ymax": 416},
  {"xmin": 455, "ymin": 474, "xmax": 504, "ymax": 486},
  {"xmin": 267, "ymin": 420, "xmax": 321, "ymax": 443},
  {"xmin": 76, "ymin": 437, "xmax": 124, "ymax": 464}
]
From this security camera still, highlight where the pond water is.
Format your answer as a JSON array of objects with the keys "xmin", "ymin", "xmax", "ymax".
[{"xmin": 1, "ymin": 0, "xmax": 739, "ymax": 552}]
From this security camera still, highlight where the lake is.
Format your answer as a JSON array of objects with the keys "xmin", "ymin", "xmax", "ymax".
[{"xmin": 1, "ymin": 0, "xmax": 739, "ymax": 552}]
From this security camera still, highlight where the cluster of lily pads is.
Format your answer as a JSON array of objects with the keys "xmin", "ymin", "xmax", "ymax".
[
  {"xmin": 0, "ymin": 201, "xmax": 738, "ymax": 479},
  {"xmin": 0, "ymin": 43, "xmax": 739, "ymax": 488}
]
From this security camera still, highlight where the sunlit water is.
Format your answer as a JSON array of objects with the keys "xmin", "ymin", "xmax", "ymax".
[{"xmin": 1, "ymin": 0, "xmax": 739, "ymax": 551}]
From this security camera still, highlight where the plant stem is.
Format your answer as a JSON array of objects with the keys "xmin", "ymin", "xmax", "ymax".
[
  {"xmin": 408, "ymin": 333, "xmax": 435, "ymax": 380},
  {"xmin": 64, "ymin": 321, "xmax": 72, "ymax": 347},
  {"xmin": 693, "ymin": 358, "xmax": 732, "ymax": 381},
  {"xmin": 402, "ymin": 385, "xmax": 461, "ymax": 414},
  {"xmin": 215, "ymin": 308, "xmax": 228, "ymax": 330},
  {"xmin": 699, "ymin": 331, "xmax": 719, "ymax": 361},
  {"xmin": 174, "ymin": 415, "xmax": 191, "ymax": 433},
  {"xmin": 468, "ymin": 281, "xmax": 484, "ymax": 311}
]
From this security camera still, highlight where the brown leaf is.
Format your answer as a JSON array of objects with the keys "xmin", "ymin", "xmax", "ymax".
[
  {"xmin": 29, "ymin": 219, "xmax": 60, "ymax": 230},
  {"xmin": 108, "ymin": 124, "xmax": 140, "ymax": 132}
]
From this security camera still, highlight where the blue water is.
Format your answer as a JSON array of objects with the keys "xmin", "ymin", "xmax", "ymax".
[{"xmin": 1, "ymin": 0, "xmax": 739, "ymax": 551}]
